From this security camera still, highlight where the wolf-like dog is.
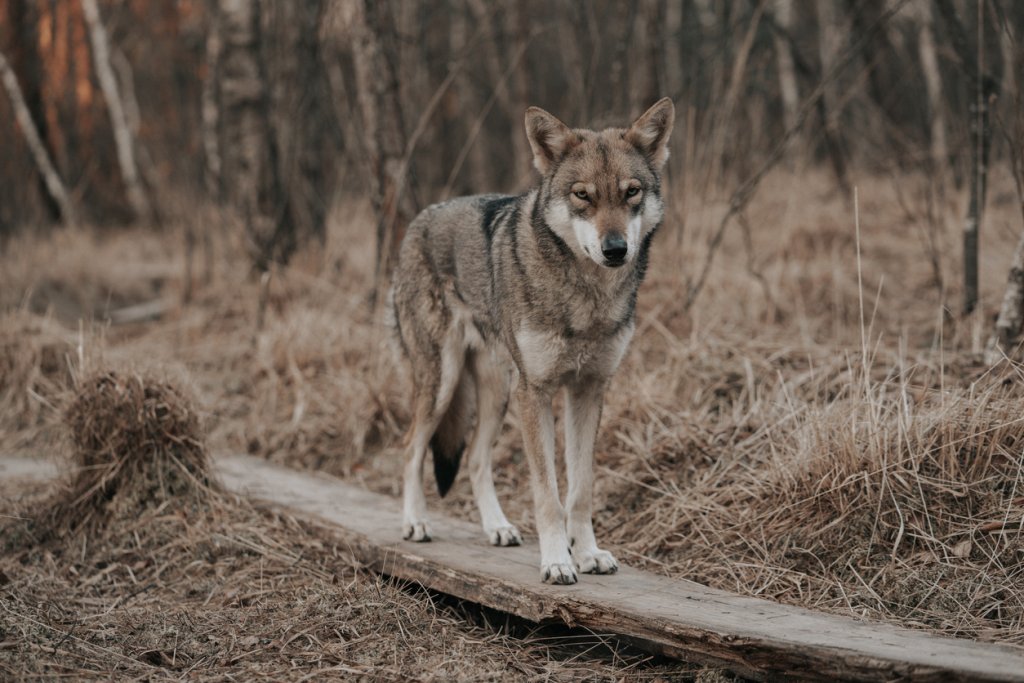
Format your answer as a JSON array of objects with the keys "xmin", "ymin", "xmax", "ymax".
[{"xmin": 390, "ymin": 98, "xmax": 674, "ymax": 584}]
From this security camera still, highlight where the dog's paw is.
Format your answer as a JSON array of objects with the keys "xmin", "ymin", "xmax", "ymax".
[
  {"xmin": 402, "ymin": 520, "xmax": 431, "ymax": 542},
  {"xmin": 574, "ymin": 548, "xmax": 619, "ymax": 574},
  {"xmin": 541, "ymin": 562, "xmax": 578, "ymax": 585},
  {"xmin": 487, "ymin": 525, "xmax": 522, "ymax": 547}
]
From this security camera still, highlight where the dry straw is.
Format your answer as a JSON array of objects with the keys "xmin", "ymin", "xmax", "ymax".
[{"xmin": 55, "ymin": 371, "xmax": 214, "ymax": 534}]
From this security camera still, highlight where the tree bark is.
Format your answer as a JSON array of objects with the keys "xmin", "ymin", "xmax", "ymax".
[
  {"xmin": 201, "ymin": 3, "xmax": 223, "ymax": 201},
  {"xmin": 0, "ymin": 48, "xmax": 76, "ymax": 226},
  {"xmin": 349, "ymin": 0, "xmax": 416, "ymax": 288},
  {"xmin": 662, "ymin": 0, "xmax": 683, "ymax": 101},
  {"xmin": 5, "ymin": 0, "xmax": 62, "ymax": 225},
  {"xmin": 915, "ymin": 2, "xmax": 948, "ymax": 183},
  {"xmin": 772, "ymin": 0, "xmax": 800, "ymax": 135},
  {"xmin": 466, "ymin": 0, "xmax": 531, "ymax": 187},
  {"xmin": 218, "ymin": 0, "xmax": 291, "ymax": 271},
  {"xmin": 935, "ymin": 0, "xmax": 998, "ymax": 316},
  {"xmin": 813, "ymin": 0, "xmax": 850, "ymax": 199},
  {"xmin": 81, "ymin": 0, "xmax": 153, "ymax": 224}
]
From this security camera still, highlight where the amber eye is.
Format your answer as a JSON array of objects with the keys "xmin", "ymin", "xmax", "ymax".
[
  {"xmin": 626, "ymin": 186, "xmax": 640, "ymax": 198},
  {"xmin": 573, "ymin": 189, "xmax": 589, "ymax": 201}
]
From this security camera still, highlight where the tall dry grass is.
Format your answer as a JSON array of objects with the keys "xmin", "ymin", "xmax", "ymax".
[{"xmin": 2, "ymin": 167, "xmax": 1023, "ymax": 644}]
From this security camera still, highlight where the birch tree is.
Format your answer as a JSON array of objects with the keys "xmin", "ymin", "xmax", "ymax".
[
  {"xmin": 217, "ymin": 0, "xmax": 290, "ymax": 270},
  {"xmin": 772, "ymin": 0, "xmax": 799, "ymax": 134},
  {"xmin": 81, "ymin": 0, "xmax": 153, "ymax": 224},
  {"xmin": 347, "ymin": 0, "xmax": 417, "ymax": 287}
]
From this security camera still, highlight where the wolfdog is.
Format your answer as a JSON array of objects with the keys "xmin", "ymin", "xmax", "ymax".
[{"xmin": 390, "ymin": 98, "xmax": 674, "ymax": 584}]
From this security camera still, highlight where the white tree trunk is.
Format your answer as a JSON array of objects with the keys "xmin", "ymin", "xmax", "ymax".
[
  {"xmin": 81, "ymin": 0, "xmax": 152, "ymax": 223},
  {"xmin": 999, "ymin": 18, "xmax": 1016, "ymax": 105},
  {"xmin": 0, "ymin": 48, "xmax": 75, "ymax": 226},
  {"xmin": 772, "ymin": 0, "xmax": 800, "ymax": 133},
  {"xmin": 201, "ymin": 9, "xmax": 223, "ymax": 199}
]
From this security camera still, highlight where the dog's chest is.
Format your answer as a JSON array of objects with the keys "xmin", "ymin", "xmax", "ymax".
[{"xmin": 514, "ymin": 321, "xmax": 633, "ymax": 384}]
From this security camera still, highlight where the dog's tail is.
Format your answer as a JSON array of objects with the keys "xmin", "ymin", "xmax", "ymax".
[{"xmin": 431, "ymin": 371, "xmax": 474, "ymax": 498}]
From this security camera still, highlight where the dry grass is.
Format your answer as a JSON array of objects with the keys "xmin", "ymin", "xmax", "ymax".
[
  {"xmin": 1, "ymin": 480, "xmax": 690, "ymax": 681},
  {"xmin": 1, "ymin": 372, "xmax": 697, "ymax": 680},
  {"xmin": 2, "ymin": 167, "xmax": 1024, "ymax": 675}
]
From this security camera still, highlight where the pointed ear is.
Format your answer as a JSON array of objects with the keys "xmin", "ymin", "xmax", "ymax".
[
  {"xmin": 525, "ymin": 106, "xmax": 580, "ymax": 175},
  {"xmin": 624, "ymin": 97, "xmax": 675, "ymax": 169}
]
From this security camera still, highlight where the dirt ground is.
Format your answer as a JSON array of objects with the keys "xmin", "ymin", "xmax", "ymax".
[
  {"xmin": 2, "ymin": 168, "xmax": 1024, "ymax": 678},
  {"xmin": 1, "ymin": 473, "xmax": 713, "ymax": 681}
]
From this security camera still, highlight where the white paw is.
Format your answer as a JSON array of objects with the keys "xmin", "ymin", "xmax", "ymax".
[
  {"xmin": 541, "ymin": 562, "xmax": 578, "ymax": 585},
  {"xmin": 574, "ymin": 548, "xmax": 619, "ymax": 574},
  {"xmin": 487, "ymin": 525, "xmax": 522, "ymax": 547},
  {"xmin": 402, "ymin": 520, "xmax": 431, "ymax": 542}
]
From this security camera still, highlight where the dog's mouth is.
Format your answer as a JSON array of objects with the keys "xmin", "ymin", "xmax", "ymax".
[{"xmin": 602, "ymin": 257, "xmax": 627, "ymax": 268}]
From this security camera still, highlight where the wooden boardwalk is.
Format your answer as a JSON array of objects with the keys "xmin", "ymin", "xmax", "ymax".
[
  {"xmin": 6, "ymin": 453, "xmax": 1024, "ymax": 681},
  {"xmin": 216, "ymin": 455, "xmax": 1024, "ymax": 682}
]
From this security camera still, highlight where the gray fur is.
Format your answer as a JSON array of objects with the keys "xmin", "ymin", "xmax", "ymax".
[{"xmin": 390, "ymin": 98, "xmax": 675, "ymax": 583}]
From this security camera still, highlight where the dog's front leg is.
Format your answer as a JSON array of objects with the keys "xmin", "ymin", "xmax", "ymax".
[
  {"xmin": 565, "ymin": 378, "xmax": 619, "ymax": 574},
  {"xmin": 517, "ymin": 384, "xmax": 576, "ymax": 584}
]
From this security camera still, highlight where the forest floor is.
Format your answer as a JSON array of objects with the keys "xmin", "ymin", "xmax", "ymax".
[{"xmin": 2, "ymin": 168, "xmax": 1024, "ymax": 679}]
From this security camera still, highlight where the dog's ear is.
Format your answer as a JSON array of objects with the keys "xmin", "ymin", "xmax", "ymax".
[
  {"xmin": 525, "ymin": 107, "xmax": 580, "ymax": 175},
  {"xmin": 625, "ymin": 97, "xmax": 675, "ymax": 170}
]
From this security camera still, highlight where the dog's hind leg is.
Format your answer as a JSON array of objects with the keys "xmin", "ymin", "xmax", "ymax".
[
  {"xmin": 402, "ymin": 335, "xmax": 466, "ymax": 542},
  {"xmin": 564, "ymin": 377, "xmax": 618, "ymax": 574},
  {"xmin": 466, "ymin": 350, "xmax": 520, "ymax": 546}
]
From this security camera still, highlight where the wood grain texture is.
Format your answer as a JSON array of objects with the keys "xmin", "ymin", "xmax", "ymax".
[{"xmin": 215, "ymin": 454, "xmax": 1024, "ymax": 682}]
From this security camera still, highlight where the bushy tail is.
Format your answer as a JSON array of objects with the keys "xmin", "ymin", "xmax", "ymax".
[{"xmin": 431, "ymin": 372, "xmax": 474, "ymax": 497}]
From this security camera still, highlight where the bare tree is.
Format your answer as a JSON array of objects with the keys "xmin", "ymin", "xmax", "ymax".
[
  {"xmin": 935, "ymin": 0, "xmax": 999, "ymax": 317},
  {"xmin": 466, "ymin": 0, "xmax": 531, "ymax": 187},
  {"xmin": 201, "ymin": 4, "xmax": 223, "ymax": 201},
  {"xmin": 914, "ymin": 1, "xmax": 949, "ymax": 184},
  {"xmin": 772, "ymin": 0, "xmax": 800, "ymax": 135},
  {"xmin": 81, "ymin": 0, "xmax": 153, "ymax": 224},
  {"xmin": 347, "ymin": 0, "xmax": 417, "ymax": 288},
  {"xmin": 217, "ymin": 0, "xmax": 290, "ymax": 270}
]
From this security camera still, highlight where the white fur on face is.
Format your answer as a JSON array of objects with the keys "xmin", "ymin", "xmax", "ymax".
[
  {"xmin": 572, "ymin": 218, "xmax": 605, "ymax": 266},
  {"xmin": 545, "ymin": 199, "xmax": 617, "ymax": 267},
  {"xmin": 544, "ymin": 194, "xmax": 664, "ymax": 268},
  {"xmin": 625, "ymin": 214, "xmax": 642, "ymax": 261}
]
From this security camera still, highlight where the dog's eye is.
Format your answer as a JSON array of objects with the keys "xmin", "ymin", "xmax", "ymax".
[
  {"xmin": 626, "ymin": 187, "xmax": 640, "ymax": 198},
  {"xmin": 573, "ymin": 189, "xmax": 589, "ymax": 201}
]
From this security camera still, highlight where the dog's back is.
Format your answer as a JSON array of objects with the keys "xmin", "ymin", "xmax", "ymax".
[{"xmin": 393, "ymin": 196, "xmax": 516, "ymax": 348}]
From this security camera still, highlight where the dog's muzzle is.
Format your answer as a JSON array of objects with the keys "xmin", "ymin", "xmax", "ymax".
[{"xmin": 601, "ymin": 232, "xmax": 628, "ymax": 267}]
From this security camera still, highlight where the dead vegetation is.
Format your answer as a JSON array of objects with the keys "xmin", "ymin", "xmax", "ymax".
[
  {"xmin": 1, "ymin": 480, "xmax": 690, "ymax": 681},
  {"xmin": 0, "ymin": 372, "xmax": 696, "ymax": 680},
  {"xmin": 1, "ymin": 168, "xmax": 1023, "ymax": 676}
]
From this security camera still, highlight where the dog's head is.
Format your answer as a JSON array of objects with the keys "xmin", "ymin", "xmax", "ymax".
[{"xmin": 525, "ymin": 98, "xmax": 674, "ymax": 269}]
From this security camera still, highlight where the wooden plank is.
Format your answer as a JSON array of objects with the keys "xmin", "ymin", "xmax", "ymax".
[{"xmin": 215, "ymin": 454, "xmax": 1024, "ymax": 683}]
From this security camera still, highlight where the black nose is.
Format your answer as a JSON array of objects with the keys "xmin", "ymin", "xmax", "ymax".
[{"xmin": 601, "ymin": 233, "xmax": 628, "ymax": 263}]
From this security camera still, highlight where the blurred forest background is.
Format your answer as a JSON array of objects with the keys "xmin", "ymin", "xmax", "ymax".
[{"xmin": 1, "ymin": 0, "xmax": 1022, "ymax": 289}]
